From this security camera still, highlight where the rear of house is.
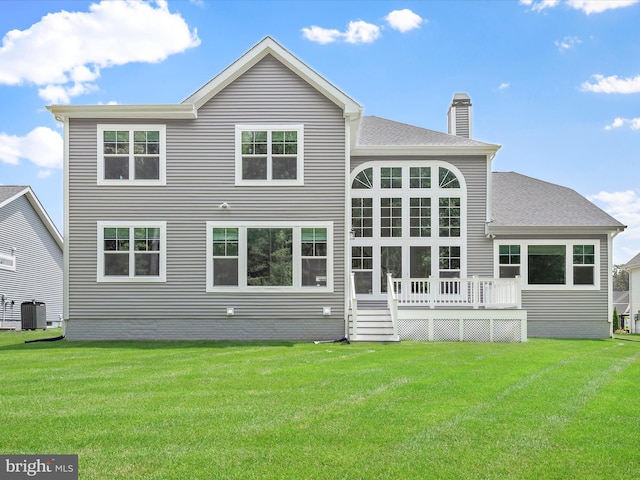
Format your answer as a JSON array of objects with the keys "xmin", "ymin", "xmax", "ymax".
[
  {"xmin": 0, "ymin": 186, "xmax": 63, "ymax": 328},
  {"xmin": 48, "ymin": 37, "xmax": 624, "ymax": 341},
  {"xmin": 49, "ymin": 38, "xmax": 358, "ymax": 340}
]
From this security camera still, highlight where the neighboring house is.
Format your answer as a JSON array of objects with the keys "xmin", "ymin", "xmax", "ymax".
[
  {"xmin": 0, "ymin": 186, "xmax": 63, "ymax": 327},
  {"xmin": 625, "ymin": 253, "xmax": 640, "ymax": 333},
  {"xmin": 47, "ymin": 37, "xmax": 625, "ymax": 341},
  {"xmin": 613, "ymin": 290, "xmax": 630, "ymax": 330}
]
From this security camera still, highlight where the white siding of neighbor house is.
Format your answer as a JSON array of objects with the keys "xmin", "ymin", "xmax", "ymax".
[
  {"xmin": 65, "ymin": 55, "xmax": 347, "ymax": 340},
  {"xmin": 350, "ymin": 155, "xmax": 493, "ymax": 277},
  {"xmin": 0, "ymin": 194, "xmax": 63, "ymax": 326},
  {"xmin": 506, "ymin": 234, "xmax": 611, "ymax": 339}
]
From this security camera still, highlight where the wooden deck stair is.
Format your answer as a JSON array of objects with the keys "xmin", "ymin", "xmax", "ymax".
[{"xmin": 349, "ymin": 308, "xmax": 399, "ymax": 342}]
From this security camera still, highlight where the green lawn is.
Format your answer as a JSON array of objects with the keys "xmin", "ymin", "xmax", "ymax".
[{"xmin": 1, "ymin": 330, "xmax": 639, "ymax": 479}]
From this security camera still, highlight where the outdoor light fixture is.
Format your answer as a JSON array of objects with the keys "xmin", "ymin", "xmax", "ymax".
[
  {"xmin": 322, "ymin": 307, "xmax": 331, "ymax": 316},
  {"xmin": 226, "ymin": 307, "xmax": 234, "ymax": 316}
]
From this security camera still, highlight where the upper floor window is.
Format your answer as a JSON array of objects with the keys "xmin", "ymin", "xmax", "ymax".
[
  {"xmin": 235, "ymin": 125, "xmax": 304, "ymax": 185},
  {"xmin": 439, "ymin": 167, "xmax": 460, "ymax": 188},
  {"xmin": 97, "ymin": 221, "xmax": 166, "ymax": 282},
  {"xmin": 97, "ymin": 125, "xmax": 166, "ymax": 185},
  {"xmin": 381, "ymin": 167, "xmax": 402, "ymax": 188},
  {"xmin": 352, "ymin": 167, "xmax": 373, "ymax": 189}
]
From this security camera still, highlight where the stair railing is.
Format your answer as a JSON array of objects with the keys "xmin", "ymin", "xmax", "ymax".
[
  {"xmin": 387, "ymin": 273, "xmax": 399, "ymax": 340},
  {"xmin": 350, "ymin": 272, "xmax": 358, "ymax": 339}
]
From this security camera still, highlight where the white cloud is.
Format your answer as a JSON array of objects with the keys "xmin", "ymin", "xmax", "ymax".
[
  {"xmin": 499, "ymin": 82, "xmax": 510, "ymax": 90},
  {"xmin": 301, "ymin": 26, "xmax": 342, "ymax": 44},
  {"xmin": 521, "ymin": 0, "xmax": 639, "ymax": 14},
  {"xmin": 385, "ymin": 9, "xmax": 424, "ymax": 32},
  {"xmin": 37, "ymin": 170, "xmax": 53, "ymax": 179},
  {"xmin": 0, "ymin": 0, "xmax": 200, "ymax": 103},
  {"xmin": 589, "ymin": 190, "xmax": 640, "ymax": 263},
  {"xmin": 520, "ymin": 0, "xmax": 560, "ymax": 12},
  {"xmin": 302, "ymin": 9, "xmax": 422, "ymax": 45},
  {"xmin": 555, "ymin": 36, "xmax": 582, "ymax": 51},
  {"xmin": 581, "ymin": 74, "xmax": 640, "ymax": 94},
  {"xmin": 344, "ymin": 21, "xmax": 381, "ymax": 44},
  {"xmin": 605, "ymin": 117, "xmax": 640, "ymax": 130},
  {"xmin": 0, "ymin": 127, "xmax": 63, "ymax": 169},
  {"xmin": 567, "ymin": 0, "xmax": 639, "ymax": 14}
]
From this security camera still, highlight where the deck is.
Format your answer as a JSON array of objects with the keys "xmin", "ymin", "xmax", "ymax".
[{"xmin": 349, "ymin": 274, "xmax": 527, "ymax": 343}]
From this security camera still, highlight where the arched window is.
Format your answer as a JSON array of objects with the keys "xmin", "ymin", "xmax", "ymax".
[{"xmin": 350, "ymin": 161, "xmax": 466, "ymax": 297}]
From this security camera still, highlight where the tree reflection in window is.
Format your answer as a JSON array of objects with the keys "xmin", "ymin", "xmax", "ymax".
[
  {"xmin": 439, "ymin": 167, "xmax": 460, "ymax": 188},
  {"xmin": 352, "ymin": 167, "xmax": 373, "ymax": 189}
]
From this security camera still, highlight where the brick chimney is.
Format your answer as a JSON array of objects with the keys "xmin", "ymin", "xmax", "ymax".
[{"xmin": 447, "ymin": 93, "xmax": 472, "ymax": 138}]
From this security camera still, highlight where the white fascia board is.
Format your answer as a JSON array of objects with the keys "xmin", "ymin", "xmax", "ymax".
[
  {"xmin": 351, "ymin": 144, "xmax": 501, "ymax": 157},
  {"xmin": 1, "ymin": 187, "xmax": 63, "ymax": 250},
  {"xmin": 23, "ymin": 188, "xmax": 64, "ymax": 250},
  {"xmin": 0, "ymin": 187, "xmax": 29, "ymax": 210},
  {"xmin": 183, "ymin": 37, "xmax": 363, "ymax": 118},
  {"xmin": 46, "ymin": 104, "xmax": 197, "ymax": 121},
  {"xmin": 488, "ymin": 225, "xmax": 626, "ymax": 237}
]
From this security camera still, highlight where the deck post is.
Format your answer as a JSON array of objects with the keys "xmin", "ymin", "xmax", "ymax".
[
  {"xmin": 472, "ymin": 276, "xmax": 479, "ymax": 309},
  {"xmin": 429, "ymin": 275, "xmax": 435, "ymax": 309}
]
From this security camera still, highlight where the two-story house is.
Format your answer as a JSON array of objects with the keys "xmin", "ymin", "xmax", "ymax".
[{"xmin": 48, "ymin": 37, "xmax": 624, "ymax": 341}]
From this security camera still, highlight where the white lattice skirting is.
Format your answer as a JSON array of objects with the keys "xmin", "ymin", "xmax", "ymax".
[{"xmin": 397, "ymin": 309, "xmax": 527, "ymax": 342}]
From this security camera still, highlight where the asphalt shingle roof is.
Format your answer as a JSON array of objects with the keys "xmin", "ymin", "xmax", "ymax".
[
  {"xmin": 491, "ymin": 172, "xmax": 624, "ymax": 228},
  {"xmin": 357, "ymin": 116, "xmax": 496, "ymax": 148},
  {"xmin": 0, "ymin": 186, "xmax": 27, "ymax": 204},
  {"xmin": 625, "ymin": 252, "xmax": 640, "ymax": 269}
]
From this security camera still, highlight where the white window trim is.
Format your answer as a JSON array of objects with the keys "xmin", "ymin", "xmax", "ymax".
[
  {"xmin": 206, "ymin": 221, "xmax": 333, "ymax": 293},
  {"xmin": 0, "ymin": 250, "xmax": 16, "ymax": 272},
  {"xmin": 493, "ymin": 240, "xmax": 600, "ymax": 290},
  {"xmin": 97, "ymin": 221, "xmax": 167, "ymax": 283},
  {"xmin": 235, "ymin": 124, "xmax": 304, "ymax": 186},
  {"xmin": 97, "ymin": 124, "xmax": 167, "ymax": 186},
  {"xmin": 350, "ymin": 161, "xmax": 468, "ymax": 297}
]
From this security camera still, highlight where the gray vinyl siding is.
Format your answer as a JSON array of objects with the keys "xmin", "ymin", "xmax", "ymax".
[
  {"xmin": 0, "ymin": 195, "xmax": 63, "ymax": 325},
  {"xmin": 66, "ymin": 55, "xmax": 346, "ymax": 340},
  {"xmin": 350, "ymin": 155, "xmax": 492, "ymax": 276},
  {"xmin": 503, "ymin": 234, "xmax": 610, "ymax": 338}
]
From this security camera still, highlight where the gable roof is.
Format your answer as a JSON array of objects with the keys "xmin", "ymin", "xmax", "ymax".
[
  {"xmin": 490, "ymin": 172, "xmax": 625, "ymax": 234},
  {"xmin": 352, "ymin": 116, "xmax": 500, "ymax": 157},
  {"xmin": 613, "ymin": 290, "xmax": 630, "ymax": 315},
  {"xmin": 48, "ymin": 36, "xmax": 362, "ymax": 122},
  {"xmin": 183, "ymin": 37, "xmax": 362, "ymax": 118},
  {"xmin": 0, "ymin": 186, "xmax": 63, "ymax": 250},
  {"xmin": 625, "ymin": 252, "xmax": 640, "ymax": 270}
]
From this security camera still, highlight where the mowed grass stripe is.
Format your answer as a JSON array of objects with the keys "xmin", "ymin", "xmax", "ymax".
[{"xmin": 1, "ymin": 331, "xmax": 639, "ymax": 479}]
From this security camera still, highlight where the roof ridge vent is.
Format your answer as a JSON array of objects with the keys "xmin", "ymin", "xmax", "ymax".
[{"xmin": 447, "ymin": 93, "xmax": 472, "ymax": 138}]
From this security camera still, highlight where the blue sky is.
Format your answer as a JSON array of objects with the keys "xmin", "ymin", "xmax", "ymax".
[{"xmin": 0, "ymin": 0, "xmax": 638, "ymax": 264}]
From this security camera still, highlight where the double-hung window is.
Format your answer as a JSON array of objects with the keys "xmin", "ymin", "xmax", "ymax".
[
  {"xmin": 235, "ymin": 125, "xmax": 304, "ymax": 185},
  {"xmin": 496, "ymin": 241, "xmax": 599, "ymax": 289},
  {"xmin": 97, "ymin": 221, "xmax": 166, "ymax": 282},
  {"xmin": 0, "ymin": 248, "xmax": 16, "ymax": 271},
  {"xmin": 206, "ymin": 222, "xmax": 332, "ymax": 292},
  {"xmin": 98, "ymin": 125, "xmax": 166, "ymax": 185}
]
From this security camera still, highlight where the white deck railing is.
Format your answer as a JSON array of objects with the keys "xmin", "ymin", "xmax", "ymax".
[{"xmin": 391, "ymin": 276, "xmax": 522, "ymax": 309}]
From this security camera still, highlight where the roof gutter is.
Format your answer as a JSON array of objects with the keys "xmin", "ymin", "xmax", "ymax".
[
  {"xmin": 46, "ymin": 104, "xmax": 197, "ymax": 122},
  {"xmin": 351, "ymin": 144, "xmax": 501, "ymax": 157},
  {"xmin": 487, "ymin": 225, "xmax": 627, "ymax": 237}
]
